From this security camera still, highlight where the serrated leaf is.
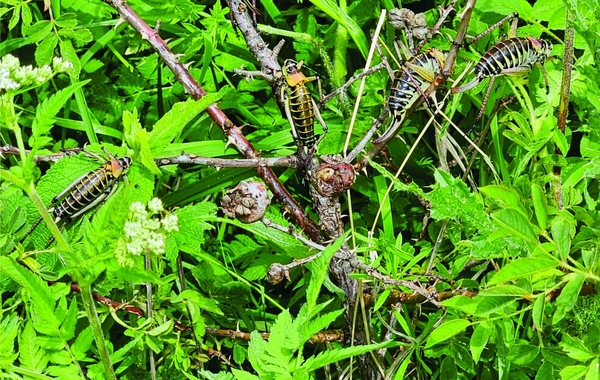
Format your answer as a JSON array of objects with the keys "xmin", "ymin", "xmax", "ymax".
[
  {"xmin": 0, "ymin": 257, "xmax": 60, "ymax": 332},
  {"xmin": 18, "ymin": 322, "xmax": 48, "ymax": 373},
  {"xmin": 0, "ymin": 313, "xmax": 20, "ymax": 365},
  {"xmin": 306, "ymin": 233, "xmax": 344, "ymax": 313},
  {"xmin": 553, "ymin": 274, "xmax": 584, "ymax": 324},
  {"xmin": 488, "ymin": 258, "xmax": 558, "ymax": 285},
  {"xmin": 297, "ymin": 340, "xmax": 393, "ymax": 374},
  {"xmin": 59, "ymin": 39, "xmax": 81, "ymax": 76},
  {"xmin": 8, "ymin": 5, "xmax": 20, "ymax": 30},
  {"xmin": 35, "ymin": 33, "xmax": 58, "ymax": 66},
  {"xmin": 26, "ymin": 20, "xmax": 52, "ymax": 43},
  {"xmin": 30, "ymin": 80, "xmax": 89, "ymax": 145},
  {"xmin": 59, "ymin": 298, "xmax": 78, "ymax": 341},
  {"xmin": 123, "ymin": 110, "xmax": 161, "ymax": 175},
  {"xmin": 491, "ymin": 208, "xmax": 537, "ymax": 244},
  {"xmin": 425, "ymin": 319, "xmax": 471, "ymax": 348}
]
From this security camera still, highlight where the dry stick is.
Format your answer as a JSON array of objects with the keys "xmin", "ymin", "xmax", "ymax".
[
  {"xmin": 100, "ymin": 0, "xmax": 322, "ymax": 243},
  {"xmin": 156, "ymin": 154, "xmax": 299, "ymax": 168},
  {"xmin": 1, "ymin": 146, "xmax": 300, "ymax": 169},
  {"xmin": 553, "ymin": 12, "xmax": 574, "ymax": 210},
  {"xmin": 415, "ymin": 0, "xmax": 458, "ymax": 53},
  {"xmin": 1, "ymin": 145, "xmax": 83, "ymax": 162}
]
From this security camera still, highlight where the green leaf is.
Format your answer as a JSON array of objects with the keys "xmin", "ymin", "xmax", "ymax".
[
  {"xmin": 149, "ymin": 91, "xmax": 225, "ymax": 156},
  {"xmin": 35, "ymin": 33, "xmax": 58, "ymax": 66},
  {"xmin": 26, "ymin": 20, "xmax": 52, "ymax": 44},
  {"xmin": 488, "ymin": 258, "xmax": 558, "ymax": 285},
  {"xmin": 532, "ymin": 294, "xmax": 546, "ymax": 330},
  {"xmin": 470, "ymin": 323, "xmax": 491, "ymax": 363},
  {"xmin": 553, "ymin": 274, "xmax": 585, "ymax": 324},
  {"xmin": 59, "ymin": 298, "xmax": 78, "ymax": 341},
  {"xmin": 561, "ymin": 334, "xmax": 596, "ymax": 362},
  {"xmin": 535, "ymin": 361, "xmax": 555, "ymax": 380},
  {"xmin": 8, "ymin": 5, "xmax": 20, "ymax": 30},
  {"xmin": 123, "ymin": 110, "xmax": 161, "ymax": 175},
  {"xmin": 306, "ymin": 233, "xmax": 344, "ymax": 312},
  {"xmin": 231, "ymin": 369, "xmax": 259, "ymax": 380},
  {"xmin": 559, "ymin": 365, "xmax": 588, "ymax": 379},
  {"xmin": 0, "ymin": 313, "xmax": 20, "ymax": 366},
  {"xmin": 475, "ymin": 0, "xmax": 533, "ymax": 19},
  {"xmin": 147, "ymin": 320, "xmax": 173, "ymax": 336},
  {"xmin": 297, "ymin": 340, "xmax": 393, "ymax": 374},
  {"xmin": 173, "ymin": 289, "xmax": 224, "ymax": 316},
  {"xmin": 0, "ymin": 257, "xmax": 61, "ymax": 333},
  {"xmin": 18, "ymin": 322, "xmax": 49, "ymax": 373},
  {"xmin": 551, "ymin": 212, "xmax": 574, "ymax": 260},
  {"xmin": 491, "ymin": 208, "xmax": 537, "ymax": 244},
  {"xmin": 59, "ymin": 39, "xmax": 81, "ymax": 76},
  {"xmin": 30, "ymin": 80, "xmax": 89, "ymax": 145},
  {"xmin": 480, "ymin": 185, "xmax": 527, "ymax": 216},
  {"xmin": 308, "ymin": 0, "xmax": 368, "ymax": 58},
  {"xmin": 425, "ymin": 319, "xmax": 471, "ymax": 348},
  {"xmin": 586, "ymin": 359, "xmax": 600, "ymax": 380},
  {"xmin": 507, "ymin": 344, "xmax": 539, "ymax": 365},
  {"xmin": 531, "ymin": 184, "xmax": 548, "ymax": 229}
]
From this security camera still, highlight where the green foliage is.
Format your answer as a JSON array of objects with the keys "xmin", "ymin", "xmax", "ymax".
[{"xmin": 1, "ymin": 0, "xmax": 600, "ymax": 378}]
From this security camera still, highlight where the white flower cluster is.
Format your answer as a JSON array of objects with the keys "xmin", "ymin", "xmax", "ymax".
[
  {"xmin": 0, "ymin": 54, "xmax": 72, "ymax": 91},
  {"xmin": 115, "ymin": 198, "xmax": 179, "ymax": 267}
]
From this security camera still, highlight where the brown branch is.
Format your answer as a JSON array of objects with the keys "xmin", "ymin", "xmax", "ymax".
[
  {"xmin": 157, "ymin": 154, "xmax": 299, "ymax": 168},
  {"xmin": 553, "ymin": 12, "xmax": 574, "ymax": 210},
  {"xmin": 1, "ymin": 145, "xmax": 300, "ymax": 169},
  {"xmin": 1, "ymin": 145, "xmax": 83, "ymax": 162},
  {"xmin": 99, "ymin": 0, "xmax": 322, "ymax": 243}
]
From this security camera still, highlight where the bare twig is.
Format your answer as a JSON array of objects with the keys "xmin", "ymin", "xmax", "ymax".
[
  {"xmin": 1, "ymin": 145, "xmax": 83, "ymax": 162},
  {"xmin": 157, "ymin": 154, "xmax": 299, "ymax": 168},
  {"xmin": 319, "ymin": 62, "xmax": 387, "ymax": 107},
  {"xmin": 1, "ymin": 145, "xmax": 300, "ymax": 169},
  {"xmin": 99, "ymin": 0, "xmax": 322, "ymax": 243},
  {"xmin": 553, "ymin": 12, "xmax": 574, "ymax": 210}
]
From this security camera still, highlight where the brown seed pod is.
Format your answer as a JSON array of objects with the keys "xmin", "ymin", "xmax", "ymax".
[
  {"xmin": 221, "ymin": 180, "xmax": 270, "ymax": 223},
  {"xmin": 312, "ymin": 157, "xmax": 356, "ymax": 197}
]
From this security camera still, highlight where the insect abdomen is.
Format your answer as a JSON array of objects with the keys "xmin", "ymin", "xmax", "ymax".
[
  {"xmin": 289, "ymin": 84, "xmax": 317, "ymax": 148},
  {"xmin": 476, "ymin": 37, "xmax": 542, "ymax": 77},
  {"xmin": 53, "ymin": 167, "xmax": 114, "ymax": 221}
]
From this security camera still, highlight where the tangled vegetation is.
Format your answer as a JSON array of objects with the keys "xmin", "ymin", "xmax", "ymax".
[{"xmin": 1, "ymin": 0, "xmax": 599, "ymax": 379}]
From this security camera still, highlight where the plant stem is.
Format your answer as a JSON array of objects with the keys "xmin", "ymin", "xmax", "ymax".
[{"xmin": 79, "ymin": 283, "xmax": 117, "ymax": 379}]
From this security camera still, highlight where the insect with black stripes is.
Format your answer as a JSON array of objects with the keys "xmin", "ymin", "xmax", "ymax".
[
  {"xmin": 24, "ymin": 149, "xmax": 132, "ymax": 247},
  {"xmin": 451, "ymin": 12, "xmax": 553, "ymax": 128},
  {"xmin": 280, "ymin": 59, "xmax": 328, "ymax": 158},
  {"xmin": 377, "ymin": 48, "xmax": 446, "ymax": 143}
]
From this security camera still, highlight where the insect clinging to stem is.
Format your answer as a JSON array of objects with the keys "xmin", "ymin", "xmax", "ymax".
[
  {"xmin": 280, "ymin": 59, "xmax": 328, "ymax": 158},
  {"xmin": 24, "ymin": 148, "xmax": 132, "ymax": 248},
  {"xmin": 451, "ymin": 12, "xmax": 554, "ymax": 128},
  {"xmin": 375, "ymin": 46, "xmax": 446, "ymax": 144}
]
